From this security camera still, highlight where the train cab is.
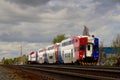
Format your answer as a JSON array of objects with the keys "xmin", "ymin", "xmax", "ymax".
[
  {"xmin": 73, "ymin": 35, "xmax": 99, "ymax": 64},
  {"xmin": 28, "ymin": 51, "xmax": 38, "ymax": 64}
]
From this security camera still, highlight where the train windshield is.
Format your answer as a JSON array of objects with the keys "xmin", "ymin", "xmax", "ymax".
[
  {"xmin": 86, "ymin": 43, "xmax": 93, "ymax": 51},
  {"xmin": 86, "ymin": 43, "xmax": 93, "ymax": 57},
  {"xmin": 87, "ymin": 44, "xmax": 91, "ymax": 51}
]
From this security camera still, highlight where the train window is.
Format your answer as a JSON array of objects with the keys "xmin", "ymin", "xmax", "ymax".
[
  {"xmin": 43, "ymin": 54, "xmax": 44, "ymax": 57},
  {"xmin": 58, "ymin": 51, "xmax": 60, "ymax": 55},
  {"xmin": 76, "ymin": 39, "xmax": 78, "ymax": 42},
  {"xmin": 80, "ymin": 40, "xmax": 84, "ymax": 43},
  {"xmin": 88, "ymin": 44, "xmax": 90, "ymax": 51},
  {"xmin": 69, "ymin": 41, "xmax": 71, "ymax": 45},
  {"xmin": 44, "ymin": 54, "xmax": 47, "ymax": 57},
  {"xmin": 72, "ymin": 40, "xmax": 74, "ymax": 44},
  {"xmin": 49, "ymin": 56, "xmax": 53, "ymax": 59},
  {"xmin": 65, "ymin": 53, "xmax": 70, "ymax": 57},
  {"xmin": 48, "ymin": 48, "xmax": 50, "ymax": 50},
  {"xmin": 64, "ymin": 42, "xmax": 66, "ymax": 46},
  {"xmin": 80, "ymin": 46, "xmax": 85, "ymax": 50},
  {"xmin": 51, "ymin": 46, "xmax": 54, "ymax": 49},
  {"xmin": 71, "ymin": 49, "xmax": 73, "ymax": 54},
  {"xmin": 65, "ymin": 42, "xmax": 68, "ymax": 46},
  {"xmin": 62, "ymin": 43, "xmax": 64, "ymax": 46},
  {"xmin": 39, "ymin": 57, "xmax": 42, "ymax": 59},
  {"xmin": 75, "ymin": 47, "xmax": 78, "ymax": 52},
  {"xmin": 39, "ymin": 50, "xmax": 43, "ymax": 53},
  {"xmin": 69, "ymin": 40, "xmax": 73, "ymax": 44},
  {"xmin": 48, "ymin": 46, "xmax": 54, "ymax": 50},
  {"xmin": 62, "ymin": 40, "xmax": 73, "ymax": 47},
  {"xmin": 74, "ymin": 48, "xmax": 76, "ymax": 52},
  {"xmin": 62, "ymin": 51, "xmax": 64, "ymax": 54}
]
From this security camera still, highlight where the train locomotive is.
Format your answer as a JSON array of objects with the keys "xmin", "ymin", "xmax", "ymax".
[{"xmin": 28, "ymin": 35, "xmax": 99, "ymax": 65}]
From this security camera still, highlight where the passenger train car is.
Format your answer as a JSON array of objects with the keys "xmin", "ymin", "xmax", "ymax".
[
  {"xmin": 46, "ymin": 44, "xmax": 56, "ymax": 63},
  {"xmin": 44, "ymin": 43, "xmax": 59, "ymax": 64},
  {"xmin": 28, "ymin": 51, "xmax": 38, "ymax": 64},
  {"xmin": 59, "ymin": 38, "xmax": 75, "ymax": 63},
  {"xmin": 28, "ymin": 35, "xmax": 99, "ymax": 65},
  {"xmin": 37, "ymin": 48, "xmax": 46, "ymax": 64}
]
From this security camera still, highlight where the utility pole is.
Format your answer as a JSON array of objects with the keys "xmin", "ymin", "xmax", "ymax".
[
  {"xmin": 20, "ymin": 44, "xmax": 23, "ymax": 65},
  {"xmin": 21, "ymin": 44, "xmax": 22, "ymax": 57}
]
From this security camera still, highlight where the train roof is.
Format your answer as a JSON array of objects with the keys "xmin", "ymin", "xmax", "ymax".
[
  {"xmin": 61, "ymin": 38, "xmax": 72, "ymax": 43},
  {"xmin": 30, "ymin": 51, "xmax": 35, "ymax": 55},
  {"xmin": 46, "ymin": 44, "xmax": 54, "ymax": 48}
]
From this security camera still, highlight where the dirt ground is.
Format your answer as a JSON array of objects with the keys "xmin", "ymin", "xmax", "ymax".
[{"xmin": 0, "ymin": 65, "xmax": 50, "ymax": 80}]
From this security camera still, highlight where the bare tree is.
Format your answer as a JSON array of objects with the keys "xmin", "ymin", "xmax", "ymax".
[
  {"xmin": 112, "ymin": 34, "xmax": 120, "ymax": 47},
  {"xmin": 83, "ymin": 25, "xmax": 90, "ymax": 36},
  {"xmin": 99, "ymin": 41, "xmax": 106, "ymax": 65},
  {"xmin": 112, "ymin": 34, "xmax": 120, "ymax": 56},
  {"xmin": 112, "ymin": 34, "xmax": 120, "ymax": 66}
]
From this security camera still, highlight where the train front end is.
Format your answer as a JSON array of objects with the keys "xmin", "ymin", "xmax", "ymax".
[{"xmin": 79, "ymin": 36, "xmax": 99, "ymax": 65}]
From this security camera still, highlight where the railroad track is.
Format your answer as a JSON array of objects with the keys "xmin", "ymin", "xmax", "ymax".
[
  {"xmin": 2, "ymin": 65, "xmax": 120, "ymax": 80},
  {"xmin": 29, "ymin": 64, "xmax": 120, "ymax": 70}
]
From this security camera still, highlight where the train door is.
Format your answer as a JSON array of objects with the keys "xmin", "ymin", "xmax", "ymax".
[
  {"xmin": 70, "ymin": 49, "xmax": 73, "ymax": 63},
  {"xmin": 86, "ymin": 43, "xmax": 93, "ymax": 57},
  {"xmin": 55, "ymin": 51, "xmax": 58, "ymax": 63},
  {"xmin": 53, "ymin": 52, "xmax": 56, "ymax": 63},
  {"xmin": 62, "ymin": 51, "xmax": 64, "ymax": 63}
]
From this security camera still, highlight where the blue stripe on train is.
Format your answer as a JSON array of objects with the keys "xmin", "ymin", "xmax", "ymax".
[
  {"xmin": 93, "ymin": 38, "xmax": 99, "ymax": 60},
  {"xmin": 58, "ymin": 51, "xmax": 64, "ymax": 63}
]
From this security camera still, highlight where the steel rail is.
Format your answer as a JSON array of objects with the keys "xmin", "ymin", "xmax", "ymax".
[{"xmin": 20, "ymin": 65, "xmax": 120, "ymax": 80}]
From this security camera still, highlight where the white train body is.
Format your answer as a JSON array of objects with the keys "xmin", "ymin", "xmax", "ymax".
[
  {"xmin": 46, "ymin": 44, "xmax": 56, "ymax": 63},
  {"xmin": 28, "ymin": 51, "xmax": 37, "ymax": 64},
  {"xmin": 60, "ymin": 38, "xmax": 76, "ymax": 63},
  {"xmin": 28, "ymin": 54, "xmax": 31, "ymax": 62},
  {"xmin": 30, "ymin": 52, "xmax": 37, "ymax": 62},
  {"xmin": 37, "ymin": 48, "xmax": 45, "ymax": 64}
]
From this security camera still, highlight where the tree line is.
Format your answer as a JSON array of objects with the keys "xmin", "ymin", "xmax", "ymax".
[{"xmin": 2, "ymin": 55, "xmax": 28, "ymax": 65}]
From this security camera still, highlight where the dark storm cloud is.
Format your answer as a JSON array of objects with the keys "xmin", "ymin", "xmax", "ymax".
[
  {"xmin": 0, "ymin": 0, "xmax": 119, "ymax": 44},
  {"xmin": 0, "ymin": 31, "xmax": 44, "ymax": 43},
  {"xmin": 93, "ymin": 0, "xmax": 120, "ymax": 3},
  {"xmin": 0, "ymin": 33, "xmax": 47, "ymax": 43},
  {"xmin": 93, "ymin": 0, "xmax": 120, "ymax": 12},
  {"xmin": 87, "ymin": 0, "xmax": 120, "ymax": 19},
  {"xmin": 5, "ymin": 0, "xmax": 50, "ymax": 7},
  {"xmin": 110, "ymin": 0, "xmax": 120, "ymax": 3},
  {"xmin": 0, "ymin": 26, "xmax": 55, "ymax": 43}
]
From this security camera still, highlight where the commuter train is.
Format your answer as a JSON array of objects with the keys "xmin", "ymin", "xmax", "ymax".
[{"xmin": 28, "ymin": 35, "xmax": 99, "ymax": 65}]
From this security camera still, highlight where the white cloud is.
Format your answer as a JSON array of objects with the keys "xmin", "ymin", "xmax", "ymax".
[{"xmin": 39, "ymin": 9, "xmax": 68, "ymax": 20}]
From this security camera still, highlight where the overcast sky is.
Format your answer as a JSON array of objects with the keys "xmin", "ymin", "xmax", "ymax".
[{"xmin": 0, "ymin": 0, "xmax": 120, "ymax": 60}]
